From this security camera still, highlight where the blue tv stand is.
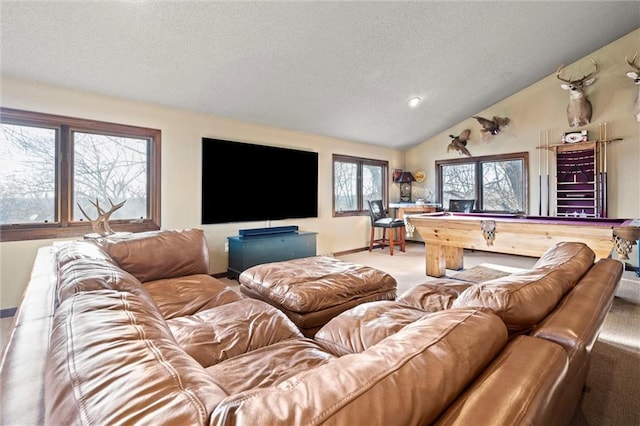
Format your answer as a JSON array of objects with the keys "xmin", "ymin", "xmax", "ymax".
[{"xmin": 227, "ymin": 226, "xmax": 317, "ymax": 279}]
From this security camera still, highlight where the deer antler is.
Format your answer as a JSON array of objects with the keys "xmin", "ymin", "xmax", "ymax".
[
  {"xmin": 556, "ymin": 59, "xmax": 598, "ymax": 84},
  {"xmin": 626, "ymin": 52, "xmax": 640, "ymax": 71},
  {"xmin": 78, "ymin": 200, "xmax": 98, "ymax": 223},
  {"xmin": 581, "ymin": 59, "xmax": 599, "ymax": 81},
  {"xmin": 77, "ymin": 197, "xmax": 126, "ymax": 236},
  {"xmin": 97, "ymin": 198, "xmax": 126, "ymax": 234},
  {"xmin": 555, "ymin": 64, "xmax": 572, "ymax": 83}
]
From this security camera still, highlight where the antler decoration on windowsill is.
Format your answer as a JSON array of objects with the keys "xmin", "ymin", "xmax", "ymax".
[{"xmin": 77, "ymin": 198, "xmax": 126, "ymax": 236}]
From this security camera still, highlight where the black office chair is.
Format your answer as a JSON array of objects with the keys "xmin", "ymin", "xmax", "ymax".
[
  {"xmin": 448, "ymin": 199, "xmax": 475, "ymax": 213},
  {"xmin": 366, "ymin": 200, "xmax": 406, "ymax": 255}
]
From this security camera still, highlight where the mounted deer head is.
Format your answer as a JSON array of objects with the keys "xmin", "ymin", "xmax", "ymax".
[
  {"xmin": 556, "ymin": 59, "xmax": 598, "ymax": 127},
  {"xmin": 77, "ymin": 198, "xmax": 126, "ymax": 236},
  {"xmin": 625, "ymin": 52, "xmax": 640, "ymax": 122}
]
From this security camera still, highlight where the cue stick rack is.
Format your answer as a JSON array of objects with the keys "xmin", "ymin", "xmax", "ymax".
[{"xmin": 537, "ymin": 123, "xmax": 622, "ymax": 218}]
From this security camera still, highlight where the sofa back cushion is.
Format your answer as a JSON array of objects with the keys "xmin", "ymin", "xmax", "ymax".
[
  {"xmin": 56, "ymin": 240, "xmax": 115, "ymax": 269},
  {"xmin": 435, "ymin": 335, "xmax": 569, "ymax": 426},
  {"xmin": 532, "ymin": 258, "xmax": 623, "ymax": 362},
  {"xmin": 94, "ymin": 228, "xmax": 210, "ymax": 282},
  {"xmin": 532, "ymin": 240, "xmax": 595, "ymax": 270},
  {"xmin": 452, "ymin": 242, "xmax": 595, "ymax": 334},
  {"xmin": 56, "ymin": 242, "xmax": 153, "ymax": 306},
  {"xmin": 45, "ymin": 290, "xmax": 227, "ymax": 425}
]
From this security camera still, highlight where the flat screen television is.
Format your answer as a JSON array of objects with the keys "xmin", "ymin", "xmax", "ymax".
[{"xmin": 202, "ymin": 138, "xmax": 318, "ymax": 224}]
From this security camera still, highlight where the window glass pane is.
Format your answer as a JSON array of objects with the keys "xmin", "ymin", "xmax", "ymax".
[
  {"xmin": 363, "ymin": 164, "xmax": 383, "ymax": 204},
  {"xmin": 334, "ymin": 161, "xmax": 357, "ymax": 212},
  {"xmin": 0, "ymin": 124, "xmax": 56, "ymax": 224},
  {"xmin": 73, "ymin": 132, "xmax": 148, "ymax": 220},
  {"xmin": 333, "ymin": 155, "xmax": 387, "ymax": 215},
  {"xmin": 441, "ymin": 163, "xmax": 476, "ymax": 208},
  {"xmin": 481, "ymin": 160, "xmax": 524, "ymax": 211}
]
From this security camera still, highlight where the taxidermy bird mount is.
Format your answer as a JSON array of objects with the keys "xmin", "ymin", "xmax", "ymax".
[
  {"xmin": 447, "ymin": 129, "xmax": 471, "ymax": 157},
  {"xmin": 472, "ymin": 116, "xmax": 510, "ymax": 141}
]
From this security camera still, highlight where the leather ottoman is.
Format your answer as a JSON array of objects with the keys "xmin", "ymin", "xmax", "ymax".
[{"xmin": 238, "ymin": 256, "xmax": 398, "ymax": 337}]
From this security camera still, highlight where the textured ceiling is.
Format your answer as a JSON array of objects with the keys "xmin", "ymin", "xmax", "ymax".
[{"xmin": 1, "ymin": 1, "xmax": 638, "ymax": 150}]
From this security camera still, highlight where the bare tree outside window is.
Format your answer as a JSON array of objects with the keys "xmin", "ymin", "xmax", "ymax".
[
  {"xmin": 334, "ymin": 161, "xmax": 357, "ymax": 212},
  {"xmin": 0, "ymin": 107, "xmax": 161, "ymax": 242},
  {"xmin": 363, "ymin": 164, "xmax": 383, "ymax": 204},
  {"xmin": 482, "ymin": 160, "xmax": 524, "ymax": 211},
  {"xmin": 73, "ymin": 132, "xmax": 148, "ymax": 221},
  {"xmin": 0, "ymin": 124, "xmax": 56, "ymax": 224},
  {"xmin": 333, "ymin": 154, "xmax": 388, "ymax": 216},
  {"xmin": 441, "ymin": 163, "xmax": 476, "ymax": 208},
  {"xmin": 437, "ymin": 152, "xmax": 528, "ymax": 213}
]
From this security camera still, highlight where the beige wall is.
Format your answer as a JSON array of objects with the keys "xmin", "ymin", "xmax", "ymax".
[
  {"xmin": 405, "ymin": 29, "xmax": 640, "ymax": 219},
  {"xmin": 1, "ymin": 29, "xmax": 638, "ymax": 310},
  {"xmin": 0, "ymin": 79, "xmax": 404, "ymax": 309}
]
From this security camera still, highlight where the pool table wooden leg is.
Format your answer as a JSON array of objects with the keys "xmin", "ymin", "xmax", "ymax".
[
  {"xmin": 445, "ymin": 246, "xmax": 464, "ymax": 271},
  {"xmin": 426, "ymin": 243, "xmax": 446, "ymax": 277}
]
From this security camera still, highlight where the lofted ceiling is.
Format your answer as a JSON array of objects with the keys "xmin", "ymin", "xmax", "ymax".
[{"xmin": 1, "ymin": 1, "xmax": 638, "ymax": 151}]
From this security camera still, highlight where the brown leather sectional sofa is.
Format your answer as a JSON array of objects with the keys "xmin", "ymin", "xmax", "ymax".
[{"xmin": 0, "ymin": 229, "xmax": 623, "ymax": 425}]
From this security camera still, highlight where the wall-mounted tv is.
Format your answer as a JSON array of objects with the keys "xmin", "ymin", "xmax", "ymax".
[{"xmin": 202, "ymin": 138, "xmax": 318, "ymax": 224}]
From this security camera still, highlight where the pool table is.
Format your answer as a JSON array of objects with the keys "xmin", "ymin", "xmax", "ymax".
[{"xmin": 405, "ymin": 212, "xmax": 637, "ymax": 278}]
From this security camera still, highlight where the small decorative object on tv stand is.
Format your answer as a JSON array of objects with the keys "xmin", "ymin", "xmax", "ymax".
[{"xmin": 77, "ymin": 197, "xmax": 126, "ymax": 237}]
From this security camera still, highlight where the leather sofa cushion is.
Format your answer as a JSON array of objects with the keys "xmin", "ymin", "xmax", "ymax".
[
  {"xmin": 397, "ymin": 280, "xmax": 473, "ymax": 312},
  {"xmin": 206, "ymin": 339, "xmax": 335, "ymax": 395},
  {"xmin": 210, "ymin": 308, "xmax": 507, "ymax": 425},
  {"xmin": 435, "ymin": 335, "xmax": 568, "ymax": 426},
  {"xmin": 45, "ymin": 290, "xmax": 227, "ymax": 425},
  {"xmin": 144, "ymin": 274, "xmax": 242, "ymax": 319},
  {"xmin": 533, "ymin": 241, "xmax": 596, "ymax": 270},
  {"xmin": 56, "ymin": 245, "xmax": 155, "ymax": 307},
  {"xmin": 168, "ymin": 299, "xmax": 303, "ymax": 367},
  {"xmin": 453, "ymin": 242, "xmax": 596, "ymax": 334},
  {"xmin": 94, "ymin": 229, "xmax": 210, "ymax": 282},
  {"xmin": 239, "ymin": 256, "xmax": 397, "ymax": 314},
  {"xmin": 56, "ymin": 240, "xmax": 115, "ymax": 269},
  {"xmin": 527, "ymin": 260, "xmax": 622, "ymax": 426},
  {"xmin": 314, "ymin": 301, "xmax": 428, "ymax": 356},
  {"xmin": 533, "ymin": 258, "xmax": 623, "ymax": 362}
]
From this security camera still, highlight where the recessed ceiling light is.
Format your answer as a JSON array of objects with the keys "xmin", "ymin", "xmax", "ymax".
[{"xmin": 408, "ymin": 97, "xmax": 421, "ymax": 108}]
